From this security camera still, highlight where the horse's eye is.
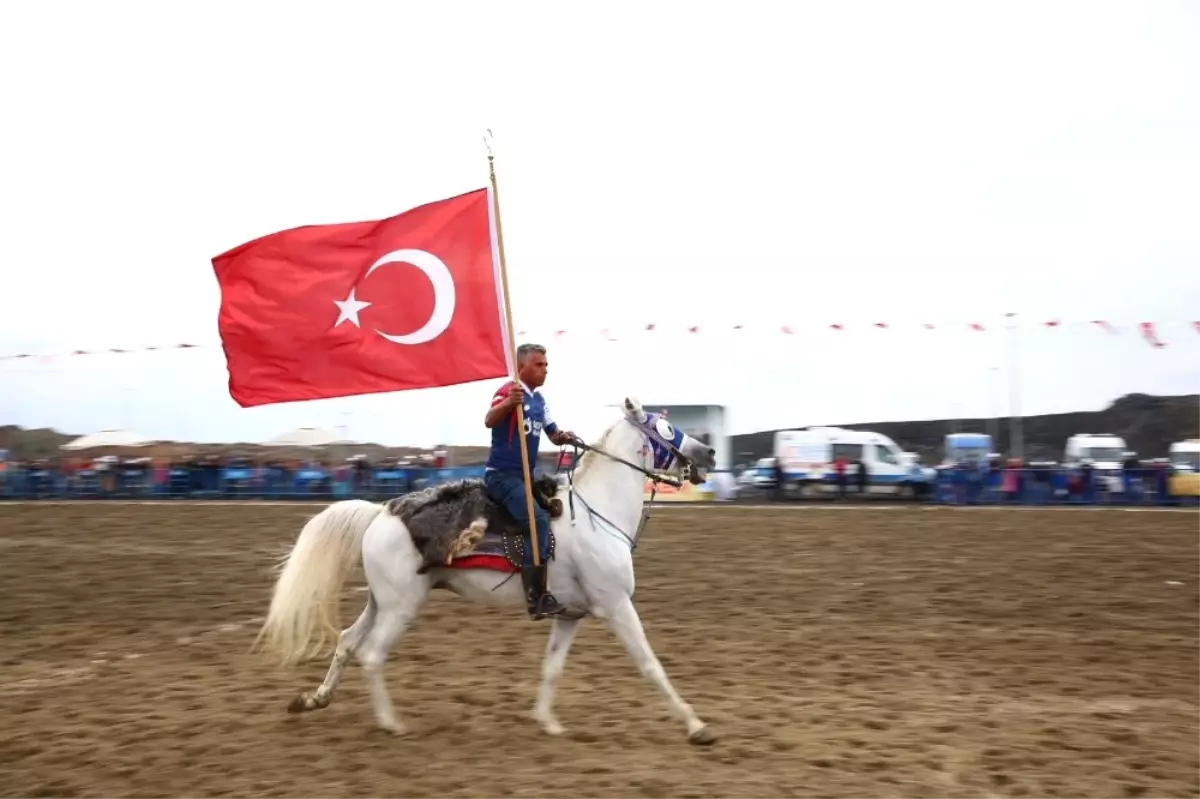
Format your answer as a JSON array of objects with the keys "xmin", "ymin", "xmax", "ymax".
[{"xmin": 654, "ymin": 418, "xmax": 675, "ymax": 440}]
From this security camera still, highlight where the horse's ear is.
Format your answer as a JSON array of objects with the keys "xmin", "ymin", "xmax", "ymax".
[{"xmin": 623, "ymin": 396, "xmax": 643, "ymax": 416}]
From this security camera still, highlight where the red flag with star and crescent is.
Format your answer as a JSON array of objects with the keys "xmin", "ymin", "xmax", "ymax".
[{"xmin": 211, "ymin": 188, "xmax": 511, "ymax": 407}]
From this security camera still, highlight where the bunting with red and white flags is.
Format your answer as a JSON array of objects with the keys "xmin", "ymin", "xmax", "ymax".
[{"xmin": 3, "ymin": 318, "xmax": 1197, "ymax": 362}]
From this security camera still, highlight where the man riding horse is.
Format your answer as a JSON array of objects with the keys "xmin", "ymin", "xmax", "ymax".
[{"xmin": 483, "ymin": 342, "xmax": 577, "ymax": 620}]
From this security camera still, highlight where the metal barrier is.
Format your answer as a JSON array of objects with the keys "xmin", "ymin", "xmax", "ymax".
[
  {"xmin": 0, "ymin": 465, "xmax": 1196, "ymax": 506},
  {"xmin": 0, "ymin": 465, "xmax": 488, "ymax": 501},
  {"xmin": 930, "ymin": 466, "xmax": 1197, "ymax": 506}
]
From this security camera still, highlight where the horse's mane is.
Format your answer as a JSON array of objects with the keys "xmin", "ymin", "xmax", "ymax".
[{"xmin": 574, "ymin": 417, "xmax": 631, "ymax": 480}]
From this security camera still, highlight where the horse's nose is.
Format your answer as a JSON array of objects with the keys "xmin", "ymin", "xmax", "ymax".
[{"xmin": 708, "ymin": 447, "xmax": 716, "ymax": 459}]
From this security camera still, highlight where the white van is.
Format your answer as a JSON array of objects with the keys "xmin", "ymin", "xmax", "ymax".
[{"xmin": 774, "ymin": 427, "xmax": 934, "ymax": 498}]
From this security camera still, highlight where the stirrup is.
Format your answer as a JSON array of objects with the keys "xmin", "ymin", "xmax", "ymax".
[{"xmin": 527, "ymin": 593, "xmax": 567, "ymax": 620}]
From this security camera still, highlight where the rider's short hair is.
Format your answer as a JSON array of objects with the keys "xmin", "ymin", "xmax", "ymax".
[{"xmin": 516, "ymin": 343, "xmax": 546, "ymax": 365}]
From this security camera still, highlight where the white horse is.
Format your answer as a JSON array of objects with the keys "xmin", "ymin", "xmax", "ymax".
[{"xmin": 256, "ymin": 397, "xmax": 720, "ymax": 745}]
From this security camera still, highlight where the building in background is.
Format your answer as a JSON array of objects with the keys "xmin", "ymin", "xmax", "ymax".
[{"xmin": 644, "ymin": 404, "xmax": 730, "ymax": 471}]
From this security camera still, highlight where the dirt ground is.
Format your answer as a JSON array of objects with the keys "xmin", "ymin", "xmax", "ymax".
[{"xmin": 0, "ymin": 503, "xmax": 1196, "ymax": 798}]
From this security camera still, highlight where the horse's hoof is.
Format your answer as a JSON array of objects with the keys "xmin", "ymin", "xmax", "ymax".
[
  {"xmin": 531, "ymin": 708, "xmax": 565, "ymax": 736},
  {"xmin": 688, "ymin": 726, "xmax": 717, "ymax": 746},
  {"xmin": 287, "ymin": 694, "xmax": 311, "ymax": 714},
  {"xmin": 378, "ymin": 721, "xmax": 408, "ymax": 737}
]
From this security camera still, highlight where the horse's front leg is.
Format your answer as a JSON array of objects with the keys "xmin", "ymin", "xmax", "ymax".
[
  {"xmin": 604, "ymin": 597, "xmax": 716, "ymax": 745},
  {"xmin": 532, "ymin": 616, "xmax": 582, "ymax": 735}
]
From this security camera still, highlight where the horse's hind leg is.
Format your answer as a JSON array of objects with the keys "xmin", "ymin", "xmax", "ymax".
[
  {"xmin": 288, "ymin": 593, "xmax": 378, "ymax": 714},
  {"xmin": 532, "ymin": 616, "xmax": 583, "ymax": 735},
  {"xmin": 356, "ymin": 594, "xmax": 426, "ymax": 735},
  {"xmin": 357, "ymin": 517, "xmax": 430, "ymax": 736},
  {"xmin": 605, "ymin": 597, "xmax": 716, "ymax": 746}
]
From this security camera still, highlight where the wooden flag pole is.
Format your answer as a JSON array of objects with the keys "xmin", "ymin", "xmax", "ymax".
[{"xmin": 486, "ymin": 137, "xmax": 543, "ymax": 569}]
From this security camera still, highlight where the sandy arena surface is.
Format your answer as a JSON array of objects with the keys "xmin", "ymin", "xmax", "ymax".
[{"xmin": 0, "ymin": 503, "xmax": 1196, "ymax": 798}]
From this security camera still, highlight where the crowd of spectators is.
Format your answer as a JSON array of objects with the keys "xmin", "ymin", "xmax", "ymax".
[
  {"xmin": 736, "ymin": 454, "xmax": 1195, "ymax": 506},
  {"xmin": 2, "ymin": 451, "xmax": 1194, "ymax": 505},
  {"xmin": 0, "ymin": 451, "xmax": 479, "ymax": 500},
  {"xmin": 933, "ymin": 457, "xmax": 1188, "ymax": 505}
]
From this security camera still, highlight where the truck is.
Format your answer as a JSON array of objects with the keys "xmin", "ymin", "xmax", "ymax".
[
  {"xmin": 1064, "ymin": 433, "xmax": 1129, "ymax": 492},
  {"xmin": 942, "ymin": 432, "xmax": 995, "ymax": 468},
  {"xmin": 1168, "ymin": 440, "xmax": 1200, "ymax": 498},
  {"xmin": 1169, "ymin": 439, "xmax": 1200, "ymax": 472},
  {"xmin": 774, "ymin": 427, "xmax": 935, "ymax": 499}
]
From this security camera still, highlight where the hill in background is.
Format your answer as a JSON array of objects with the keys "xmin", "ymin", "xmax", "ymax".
[
  {"xmin": 0, "ymin": 426, "xmax": 505, "ymax": 467},
  {"xmin": 728, "ymin": 393, "xmax": 1198, "ymax": 464},
  {"xmin": 3, "ymin": 393, "xmax": 1196, "ymax": 466}
]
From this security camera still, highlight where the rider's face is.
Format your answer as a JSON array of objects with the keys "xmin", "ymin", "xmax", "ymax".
[{"xmin": 520, "ymin": 352, "xmax": 549, "ymax": 388}]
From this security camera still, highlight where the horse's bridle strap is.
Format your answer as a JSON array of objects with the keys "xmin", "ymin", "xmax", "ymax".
[
  {"xmin": 564, "ymin": 417, "xmax": 687, "ymax": 487},
  {"xmin": 557, "ymin": 418, "xmax": 683, "ymax": 551}
]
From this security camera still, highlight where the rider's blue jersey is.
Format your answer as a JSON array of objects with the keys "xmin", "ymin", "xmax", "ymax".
[{"xmin": 485, "ymin": 380, "xmax": 558, "ymax": 472}]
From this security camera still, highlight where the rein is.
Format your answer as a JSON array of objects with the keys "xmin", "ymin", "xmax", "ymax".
[{"xmin": 556, "ymin": 421, "xmax": 687, "ymax": 551}]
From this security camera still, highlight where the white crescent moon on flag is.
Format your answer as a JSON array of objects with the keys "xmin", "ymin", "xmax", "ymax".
[{"xmin": 364, "ymin": 249, "xmax": 456, "ymax": 345}]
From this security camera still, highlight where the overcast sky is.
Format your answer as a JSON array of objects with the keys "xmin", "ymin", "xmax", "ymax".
[{"xmin": 2, "ymin": 1, "xmax": 1198, "ymax": 448}]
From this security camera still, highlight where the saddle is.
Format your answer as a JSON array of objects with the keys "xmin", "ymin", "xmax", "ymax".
[{"xmin": 385, "ymin": 475, "xmax": 564, "ymax": 574}]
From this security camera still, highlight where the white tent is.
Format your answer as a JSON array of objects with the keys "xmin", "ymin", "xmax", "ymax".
[
  {"xmin": 60, "ymin": 428, "xmax": 154, "ymax": 451},
  {"xmin": 261, "ymin": 427, "xmax": 350, "ymax": 448}
]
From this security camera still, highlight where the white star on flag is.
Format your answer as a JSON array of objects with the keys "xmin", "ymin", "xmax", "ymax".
[{"xmin": 333, "ymin": 288, "xmax": 372, "ymax": 328}]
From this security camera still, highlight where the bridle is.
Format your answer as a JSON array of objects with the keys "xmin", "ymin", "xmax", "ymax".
[{"xmin": 556, "ymin": 415, "xmax": 694, "ymax": 551}]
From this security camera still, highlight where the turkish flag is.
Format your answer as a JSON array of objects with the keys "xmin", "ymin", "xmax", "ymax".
[{"xmin": 212, "ymin": 188, "xmax": 511, "ymax": 407}]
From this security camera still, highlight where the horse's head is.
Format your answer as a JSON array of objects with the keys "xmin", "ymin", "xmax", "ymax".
[{"xmin": 618, "ymin": 396, "xmax": 717, "ymax": 484}]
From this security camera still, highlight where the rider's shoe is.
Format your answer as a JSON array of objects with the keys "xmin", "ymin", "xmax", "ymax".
[{"xmin": 521, "ymin": 565, "xmax": 567, "ymax": 620}]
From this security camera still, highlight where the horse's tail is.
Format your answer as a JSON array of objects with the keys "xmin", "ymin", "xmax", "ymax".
[{"xmin": 255, "ymin": 499, "xmax": 383, "ymax": 666}]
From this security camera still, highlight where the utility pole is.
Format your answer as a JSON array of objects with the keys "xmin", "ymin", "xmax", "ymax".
[
  {"xmin": 987, "ymin": 365, "xmax": 1001, "ymax": 448},
  {"xmin": 1004, "ymin": 312, "xmax": 1025, "ymax": 461}
]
